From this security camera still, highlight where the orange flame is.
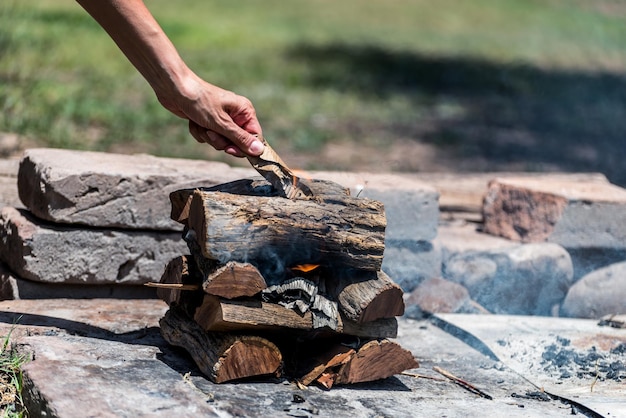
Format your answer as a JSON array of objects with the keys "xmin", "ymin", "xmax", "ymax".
[{"xmin": 291, "ymin": 264, "xmax": 321, "ymax": 273}]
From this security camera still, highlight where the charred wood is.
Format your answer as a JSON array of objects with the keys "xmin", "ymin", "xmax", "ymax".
[{"xmin": 175, "ymin": 181, "xmax": 385, "ymax": 274}]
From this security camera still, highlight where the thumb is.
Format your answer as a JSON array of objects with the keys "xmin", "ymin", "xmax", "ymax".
[{"xmin": 225, "ymin": 125, "xmax": 265, "ymax": 156}]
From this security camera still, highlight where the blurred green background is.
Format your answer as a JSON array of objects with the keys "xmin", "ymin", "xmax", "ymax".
[{"xmin": 1, "ymin": 0, "xmax": 625, "ymax": 184}]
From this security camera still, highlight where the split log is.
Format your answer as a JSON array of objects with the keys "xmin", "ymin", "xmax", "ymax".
[
  {"xmin": 334, "ymin": 339, "xmax": 418, "ymax": 385},
  {"xmin": 170, "ymin": 178, "xmax": 350, "ymax": 226},
  {"xmin": 201, "ymin": 261, "xmax": 267, "ymax": 299},
  {"xmin": 185, "ymin": 187, "xmax": 386, "ymax": 272},
  {"xmin": 159, "ymin": 307, "xmax": 282, "ymax": 383},
  {"xmin": 329, "ymin": 270, "xmax": 405, "ymax": 323},
  {"xmin": 158, "ymin": 255, "xmax": 266, "ymax": 303},
  {"xmin": 193, "ymin": 295, "xmax": 398, "ymax": 338}
]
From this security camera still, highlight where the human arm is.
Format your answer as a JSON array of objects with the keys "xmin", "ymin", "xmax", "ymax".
[{"xmin": 76, "ymin": 0, "xmax": 264, "ymax": 157}]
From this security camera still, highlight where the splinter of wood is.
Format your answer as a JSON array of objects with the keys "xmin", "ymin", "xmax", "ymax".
[{"xmin": 433, "ymin": 366, "xmax": 493, "ymax": 400}]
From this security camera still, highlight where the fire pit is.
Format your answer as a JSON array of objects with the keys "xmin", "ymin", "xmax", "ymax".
[{"xmin": 154, "ymin": 177, "xmax": 417, "ymax": 387}]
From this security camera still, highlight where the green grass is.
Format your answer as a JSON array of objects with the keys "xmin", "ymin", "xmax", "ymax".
[
  {"xmin": 1, "ymin": 0, "xmax": 626, "ymax": 182},
  {"xmin": 0, "ymin": 324, "xmax": 28, "ymax": 417}
]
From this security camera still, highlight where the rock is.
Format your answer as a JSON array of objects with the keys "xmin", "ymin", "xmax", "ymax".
[
  {"xmin": 482, "ymin": 177, "xmax": 626, "ymax": 248},
  {"xmin": 0, "ymin": 263, "xmax": 155, "ymax": 300},
  {"xmin": 310, "ymin": 171, "xmax": 439, "ymax": 242},
  {"xmin": 560, "ymin": 261, "xmax": 626, "ymax": 319},
  {"xmin": 0, "ymin": 207, "xmax": 187, "ymax": 285},
  {"xmin": 404, "ymin": 277, "xmax": 489, "ymax": 318},
  {"xmin": 443, "ymin": 243, "xmax": 573, "ymax": 316},
  {"xmin": 17, "ymin": 148, "xmax": 248, "ymax": 230},
  {"xmin": 415, "ymin": 172, "xmax": 608, "ymax": 214},
  {"xmin": 382, "ymin": 240, "xmax": 441, "ymax": 292}
]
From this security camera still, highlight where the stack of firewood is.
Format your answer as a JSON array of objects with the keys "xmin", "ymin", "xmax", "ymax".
[{"xmin": 156, "ymin": 178, "xmax": 418, "ymax": 388}]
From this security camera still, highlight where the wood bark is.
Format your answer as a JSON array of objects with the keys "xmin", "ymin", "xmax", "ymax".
[
  {"xmin": 186, "ymin": 187, "xmax": 385, "ymax": 272},
  {"xmin": 193, "ymin": 295, "xmax": 398, "ymax": 338},
  {"xmin": 169, "ymin": 178, "xmax": 350, "ymax": 226},
  {"xmin": 335, "ymin": 339, "xmax": 419, "ymax": 385},
  {"xmin": 159, "ymin": 307, "xmax": 282, "ymax": 383},
  {"xmin": 330, "ymin": 270, "xmax": 405, "ymax": 323}
]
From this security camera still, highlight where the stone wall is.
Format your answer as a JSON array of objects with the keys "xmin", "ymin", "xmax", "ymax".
[{"xmin": 0, "ymin": 149, "xmax": 623, "ymax": 319}]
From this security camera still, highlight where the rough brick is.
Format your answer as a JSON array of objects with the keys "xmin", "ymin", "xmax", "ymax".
[
  {"xmin": 444, "ymin": 243, "xmax": 573, "ymax": 316},
  {"xmin": 482, "ymin": 177, "xmax": 626, "ymax": 248},
  {"xmin": 560, "ymin": 261, "xmax": 626, "ymax": 318},
  {"xmin": 17, "ymin": 148, "xmax": 248, "ymax": 230},
  {"xmin": 0, "ymin": 207, "xmax": 186, "ymax": 285}
]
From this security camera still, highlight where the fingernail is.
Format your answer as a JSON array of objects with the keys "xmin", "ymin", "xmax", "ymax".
[{"xmin": 249, "ymin": 140, "xmax": 264, "ymax": 155}]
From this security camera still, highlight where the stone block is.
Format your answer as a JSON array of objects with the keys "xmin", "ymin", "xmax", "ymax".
[
  {"xmin": 382, "ymin": 240, "xmax": 441, "ymax": 292},
  {"xmin": 443, "ymin": 243, "xmax": 573, "ymax": 316},
  {"xmin": 0, "ymin": 207, "xmax": 187, "ymax": 285},
  {"xmin": 482, "ymin": 177, "xmax": 626, "ymax": 248},
  {"xmin": 310, "ymin": 171, "xmax": 439, "ymax": 242},
  {"xmin": 17, "ymin": 148, "xmax": 249, "ymax": 230},
  {"xmin": 0, "ymin": 263, "xmax": 155, "ymax": 300},
  {"xmin": 560, "ymin": 261, "xmax": 626, "ymax": 319}
]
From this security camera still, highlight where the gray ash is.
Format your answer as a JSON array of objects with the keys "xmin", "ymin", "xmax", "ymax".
[{"xmin": 540, "ymin": 338, "xmax": 625, "ymax": 383}]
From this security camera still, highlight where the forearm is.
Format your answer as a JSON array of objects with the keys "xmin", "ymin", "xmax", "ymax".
[{"xmin": 76, "ymin": 0, "xmax": 192, "ymax": 97}]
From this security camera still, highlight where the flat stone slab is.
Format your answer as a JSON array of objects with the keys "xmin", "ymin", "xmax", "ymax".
[
  {"xmin": 435, "ymin": 313, "xmax": 626, "ymax": 417},
  {"xmin": 483, "ymin": 177, "xmax": 626, "ymax": 248},
  {"xmin": 0, "ymin": 299, "xmax": 582, "ymax": 417},
  {"xmin": 16, "ymin": 150, "xmax": 440, "ymax": 239},
  {"xmin": 17, "ymin": 148, "xmax": 247, "ymax": 230},
  {"xmin": 0, "ymin": 207, "xmax": 186, "ymax": 285},
  {"xmin": 0, "ymin": 263, "xmax": 155, "ymax": 300}
]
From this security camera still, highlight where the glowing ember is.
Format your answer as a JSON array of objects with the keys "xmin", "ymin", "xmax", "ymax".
[{"xmin": 291, "ymin": 264, "xmax": 321, "ymax": 273}]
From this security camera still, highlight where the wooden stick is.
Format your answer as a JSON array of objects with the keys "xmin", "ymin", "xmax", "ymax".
[
  {"xmin": 145, "ymin": 282, "xmax": 200, "ymax": 291},
  {"xmin": 400, "ymin": 372, "xmax": 446, "ymax": 382},
  {"xmin": 433, "ymin": 366, "xmax": 493, "ymax": 400}
]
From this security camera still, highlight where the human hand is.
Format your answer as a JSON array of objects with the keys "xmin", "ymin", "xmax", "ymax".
[{"xmin": 157, "ymin": 73, "xmax": 264, "ymax": 157}]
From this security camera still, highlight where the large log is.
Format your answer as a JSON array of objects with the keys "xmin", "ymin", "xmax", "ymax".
[
  {"xmin": 185, "ymin": 186, "xmax": 386, "ymax": 273},
  {"xmin": 193, "ymin": 295, "xmax": 398, "ymax": 338},
  {"xmin": 169, "ymin": 178, "xmax": 350, "ymax": 226},
  {"xmin": 329, "ymin": 270, "xmax": 405, "ymax": 323},
  {"xmin": 159, "ymin": 307, "xmax": 282, "ymax": 383}
]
